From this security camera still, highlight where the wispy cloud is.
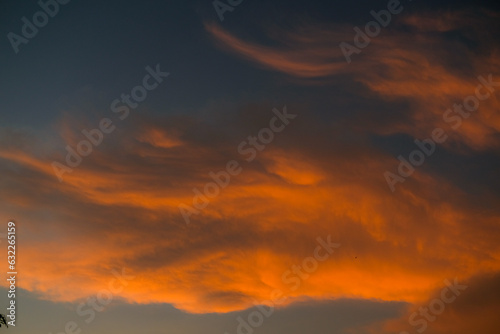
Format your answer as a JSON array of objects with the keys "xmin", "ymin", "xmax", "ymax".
[{"xmin": 1, "ymin": 98, "xmax": 499, "ymax": 314}]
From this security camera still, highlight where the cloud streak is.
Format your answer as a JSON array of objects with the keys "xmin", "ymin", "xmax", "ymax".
[{"xmin": 0, "ymin": 98, "xmax": 499, "ymax": 315}]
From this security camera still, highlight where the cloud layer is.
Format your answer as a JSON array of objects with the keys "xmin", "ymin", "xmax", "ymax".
[{"xmin": 0, "ymin": 9, "xmax": 499, "ymax": 334}]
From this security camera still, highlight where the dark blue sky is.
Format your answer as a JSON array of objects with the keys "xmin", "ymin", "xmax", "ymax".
[{"xmin": 2, "ymin": 0, "xmax": 498, "ymax": 127}]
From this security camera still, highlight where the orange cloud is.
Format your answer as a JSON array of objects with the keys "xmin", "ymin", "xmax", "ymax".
[
  {"xmin": 205, "ymin": 10, "xmax": 500, "ymax": 150},
  {"xmin": 0, "ymin": 100, "xmax": 499, "ymax": 314}
]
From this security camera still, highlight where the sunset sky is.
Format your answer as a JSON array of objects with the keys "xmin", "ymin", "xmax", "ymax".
[{"xmin": 0, "ymin": 0, "xmax": 500, "ymax": 333}]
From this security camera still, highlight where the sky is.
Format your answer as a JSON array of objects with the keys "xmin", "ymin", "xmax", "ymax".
[{"xmin": 0, "ymin": 0, "xmax": 500, "ymax": 333}]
